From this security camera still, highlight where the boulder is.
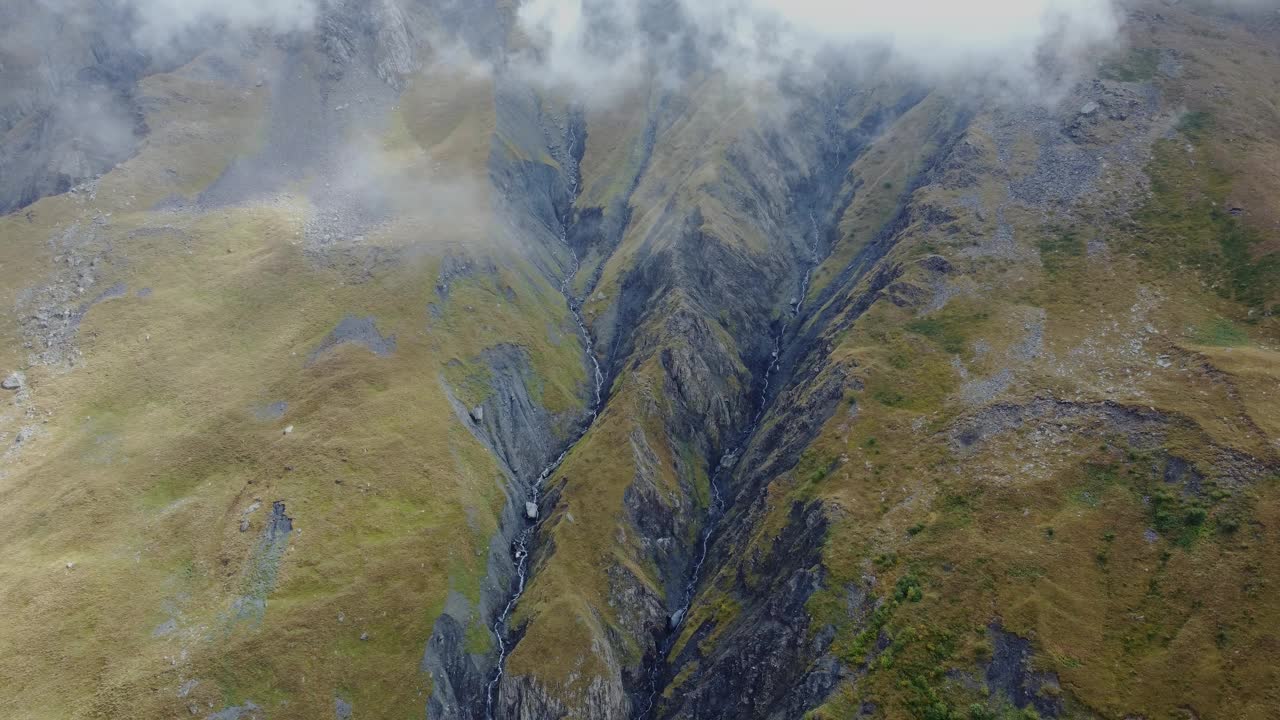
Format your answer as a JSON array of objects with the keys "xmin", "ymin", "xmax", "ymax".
[
  {"xmin": 1080, "ymin": 101, "xmax": 1099, "ymax": 116},
  {"xmin": 470, "ymin": 406, "xmax": 484, "ymax": 423},
  {"xmin": 525, "ymin": 501, "xmax": 539, "ymax": 521},
  {"xmin": 917, "ymin": 254, "xmax": 954, "ymax": 275},
  {"xmin": 669, "ymin": 608, "xmax": 685, "ymax": 629},
  {"xmin": 1, "ymin": 373, "xmax": 21, "ymax": 390}
]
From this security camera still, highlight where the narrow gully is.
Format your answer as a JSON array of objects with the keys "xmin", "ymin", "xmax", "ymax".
[
  {"xmin": 483, "ymin": 121, "xmax": 600, "ymax": 720},
  {"xmin": 633, "ymin": 212, "xmax": 824, "ymax": 719}
]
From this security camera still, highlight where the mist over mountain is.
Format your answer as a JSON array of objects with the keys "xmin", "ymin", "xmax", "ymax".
[{"xmin": 1, "ymin": 1, "xmax": 1279, "ymax": 719}]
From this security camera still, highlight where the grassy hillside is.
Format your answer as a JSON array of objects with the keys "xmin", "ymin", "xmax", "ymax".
[{"xmin": 0, "ymin": 40, "xmax": 586, "ymax": 720}]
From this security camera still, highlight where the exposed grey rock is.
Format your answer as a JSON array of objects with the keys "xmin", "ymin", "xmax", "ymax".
[
  {"xmin": 369, "ymin": 0, "xmax": 417, "ymax": 88},
  {"xmin": 307, "ymin": 315, "xmax": 397, "ymax": 365},
  {"xmin": 436, "ymin": 255, "xmax": 489, "ymax": 300},
  {"xmin": 499, "ymin": 671, "xmax": 625, "ymax": 720},
  {"xmin": 206, "ymin": 701, "xmax": 261, "ymax": 720},
  {"xmin": 445, "ymin": 343, "xmax": 577, "ymax": 482},
  {"xmin": 986, "ymin": 623, "xmax": 1063, "ymax": 718},
  {"xmin": 18, "ymin": 242, "xmax": 129, "ymax": 366},
  {"xmin": 228, "ymin": 502, "xmax": 292, "ymax": 627},
  {"xmin": 0, "ymin": 1, "xmax": 152, "ymax": 214},
  {"xmin": 917, "ymin": 254, "xmax": 954, "ymax": 274},
  {"xmin": 253, "ymin": 401, "xmax": 288, "ymax": 421},
  {"xmin": 1080, "ymin": 101, "xmax": 1100, "ymax": 116},
  {"xmin": 153, "ymin": 619, "xmax": 177, "ymax": 638},
  {"xmin": 651, "ymin": 503, "xmax": 838, "ymax": 720},
  {"xmin": 962, "ymin": 369, "xmax": 1013, "ymax": 406},
  {"xmin": 335, "ymin": 696, "xmax": 353, "ymax": 720}
]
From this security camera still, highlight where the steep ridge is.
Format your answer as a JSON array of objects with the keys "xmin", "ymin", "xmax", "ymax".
[
  {"xmin": 628, "ymin": 94, "xmax": 975, "ymax": 720},
  {"xmin": 640, "ymin": 6, "xmax": 1280, "ymax": 719},
  {"xmin": 483, "ymin": 116, "xmax": 607, "ymax": 720},
  {"xmin": 423, "ymin": 73, "xmax": 598, "ymax": 720},
  {"xmin": 487, "ymin": 70, "xmax": 940, "ymax": 717},
  {"xmin": 646, "ymin": 97, "xmax": 977, "ymax": 719}
]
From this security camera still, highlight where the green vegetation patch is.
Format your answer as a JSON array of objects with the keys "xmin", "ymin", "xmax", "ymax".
[
  {"xmin": 1101, "ymin": 47, "xmax": 1161, "ymax": 82},
  {"xmin": 464, "ymin": 617, "xmax": 493, "ymax": 655},
  {"xmin": 1132, "ymin": 120, "xmax": 1280, "ymax": 316},
  {"xmin": 1177, "ymin": 110, "xmax": 1213, "ymax": 141},
  {"xmin": 442, "ymin": 358, "xmax": 495, "ymax": 408},
  {"xmin": 1036, "ymin": 229, "xmax": 1085, "ymax": 278},
  {"xmin": 1195, "ymin": 318, "xmax": 1249, "ymax": 347},
  {"xmin": 907, "ymin": 311, "xmax": 989, "ymax": 356}
]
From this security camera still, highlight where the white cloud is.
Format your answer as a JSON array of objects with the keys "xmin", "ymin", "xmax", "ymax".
[
  {"xmin": 515, "ymin": 0, "xmax": 649, "ymax": 102},
  {"xmin": 514, "ymin": 0, "xmax": 1123, "ymax": 103},
  {"xmin": 126, "ymin": 0, "xmax": 320, "ymax": 50},
  {"xmin": 707, "ymin": 0, "xmax": 1117, "ymax": 69}
]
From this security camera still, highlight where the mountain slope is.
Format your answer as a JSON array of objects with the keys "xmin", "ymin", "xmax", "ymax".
[{"xmin": 0, "ymin": 2, "xmax": 1277, "ymax": 720}]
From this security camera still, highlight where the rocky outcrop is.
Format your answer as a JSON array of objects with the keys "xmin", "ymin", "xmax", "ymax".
[
  {"xmin": 986, "ymin": 624, "xmax": 1064, "ymax": 718},
  {"xmin": 467, "ymin": 344, "xmax": 567, "ymax": 479},
  {"xmin": 306, "ymin": 315, "xmax": 397, "ymax": 365},
  {"xmin": 369, "ymin": 0, "xmax": 417, "ymax": 87},
  {"xmin": 229, "ymin": 502, "xmax": 293, "ymax": 627},
  {"xmin": 653, "ymin": 502, "xmax": 834, "ymax": 720},
  {"xmin": 0, "ymin": 0, "xmax": 150, "ymax": 214}
]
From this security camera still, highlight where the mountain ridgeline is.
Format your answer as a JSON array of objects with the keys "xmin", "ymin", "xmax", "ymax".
[{"xmin": 0, "ymin": 1, "xmax": 1279, "ymax": 720}]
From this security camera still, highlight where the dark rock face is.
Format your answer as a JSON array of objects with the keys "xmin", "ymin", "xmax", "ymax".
[
  {"xmin": 307, "ymin": 315, "xmax": 398, "ymax": 364},
  {"xmin": 469, "ymin": 344, "xmax": 566, "ymax": 479},
  {"xmin": 424, "ymin": 612, "xmax": 492, "ymax": 720},
  {"xmin": 654, "ymin": 502, "xmax": 834, "ymax": 720},
  {"xmin": 0, "ymin": 0, "xmax": 150, "ymax": 214},
  {"xmin": 230, "ymin": 502, "xmax": 293, "ymax": 627},
  {"xmin": 986, "ymin": 624, "xmax": 1064, "ymax": 718},
  {"xmin": 1163, "ymin": 455, "xmax": 1204, "ymax": 496},
  {"xmin": 950, "ymin": 398, "xmax": 1277, "ymax": 490}
]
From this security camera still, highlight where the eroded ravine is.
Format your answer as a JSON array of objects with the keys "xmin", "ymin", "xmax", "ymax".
[
  {"xmin": 484, "ymin": 121, "xmax": 603, "ymax": 720},
  {"xmin": 633, "ymin": 209, "xmax": 826, "ymax": 719}
]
